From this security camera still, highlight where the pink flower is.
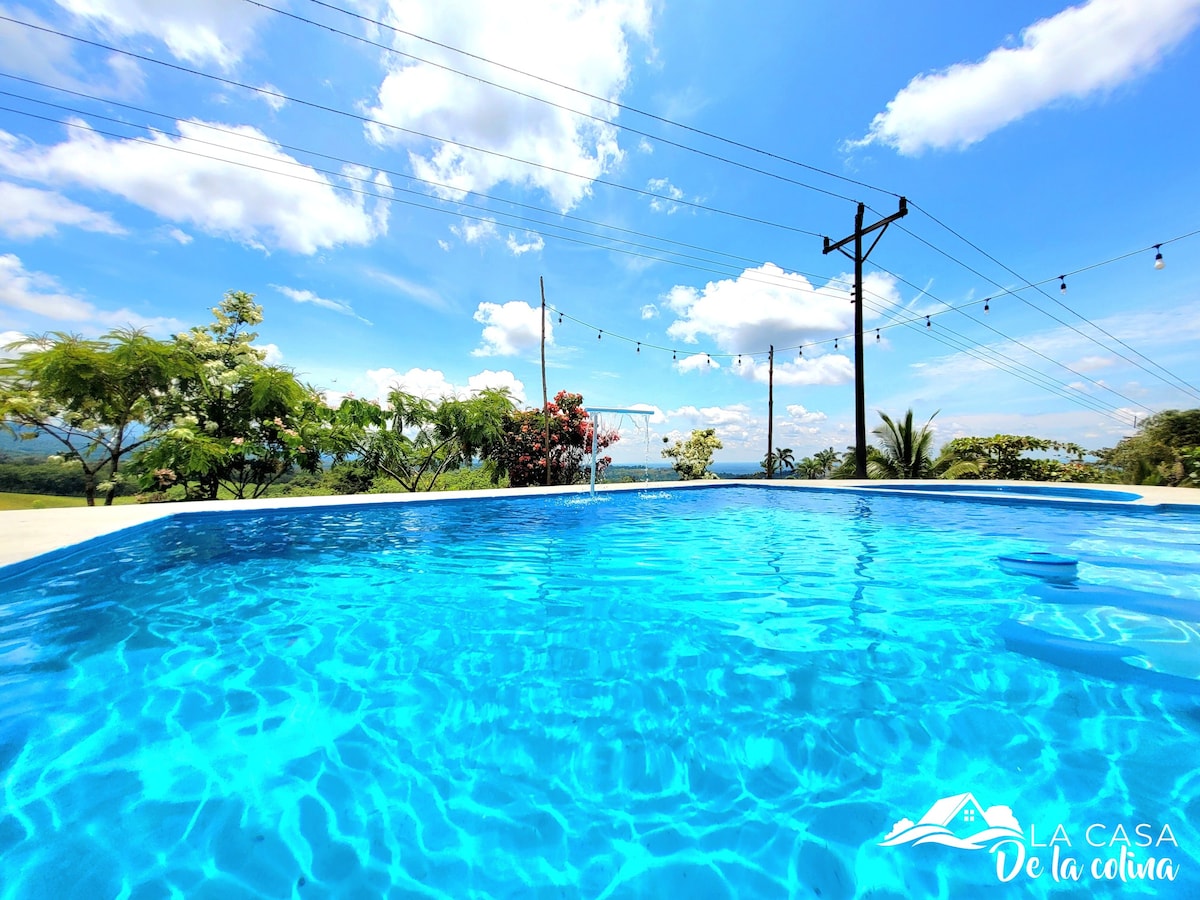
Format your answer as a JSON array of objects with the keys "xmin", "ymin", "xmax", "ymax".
[{"xmin": 231, "ymin": 437, "xmax": 245, "ymax": 446}]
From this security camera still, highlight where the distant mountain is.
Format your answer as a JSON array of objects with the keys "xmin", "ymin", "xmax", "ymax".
[{"xmin": 0, "ymin": 431, "xmax": 66, "ymax": 456}]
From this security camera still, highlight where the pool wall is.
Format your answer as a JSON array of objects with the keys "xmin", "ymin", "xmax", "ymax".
[{"xmin": 1, "ymin": 479, "xmax": 1197, "ymax": 575}]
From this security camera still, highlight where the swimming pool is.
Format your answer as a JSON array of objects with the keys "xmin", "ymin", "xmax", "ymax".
[
  {"xmin": 854, "ymin": 482, "xmax": 1143, "ymax": 502},
  {"xmin": 1, "ymin": 485, "xmax": 1197, "ymax": 897}
]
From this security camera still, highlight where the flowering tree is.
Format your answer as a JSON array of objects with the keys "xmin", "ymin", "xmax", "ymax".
[
  {"xmin": 0, "ymin": 329, "xmax": 191, "ymax": 505},
  {"xmin": 662, "ymin": 428, "xmax": 722, "ymax": 480},
  {"xmin": 138, "ymin": 291, "xmax": 329, "ymax": 499},
  {"xmin": 331, "ymin": 387, "xmax": 515, "ymax": 492},
  {"xmin": 488, "ymin": 391, "xmax": 618, "ymax": 487}
]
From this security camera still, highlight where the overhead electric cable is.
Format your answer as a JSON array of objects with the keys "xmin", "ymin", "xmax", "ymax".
[
  {"xmin": 0, "ymin": 15, "xmax": 825, "ymax": 238},
  {"xmin": 875, "ymin": 204, "xmax": 1200, "ymax": 401},
  {"xmin": 242, "ymin": 0, "xmax": 860, "ymax": 204},
  {"xmin": 296, "ymin": 0, "xmax": 903, "ymax": 201}
]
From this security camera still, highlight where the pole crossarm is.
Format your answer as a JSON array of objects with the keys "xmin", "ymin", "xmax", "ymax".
[{"xmin": 819, "ymin": 197, "xmax": 908, "ymax": 479}]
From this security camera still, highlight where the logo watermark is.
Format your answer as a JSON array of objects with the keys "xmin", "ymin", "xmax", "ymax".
[{"xmin": 880, "ymin": 792, "xmax": 1181, "ymax": 885}]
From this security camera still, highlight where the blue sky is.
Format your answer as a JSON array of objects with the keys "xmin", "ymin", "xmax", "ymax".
[{"xmin": 1, "ymin": 0, "xmax": 1199, "ymax": 464}]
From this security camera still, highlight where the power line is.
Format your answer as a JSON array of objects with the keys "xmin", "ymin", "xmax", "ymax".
[
  {"xmin": 878, "ymin": 203, "xmax": 1200, "ymax": 401},
  {"xmin": 243, "ymin": 0, "xmax": 861, "ymax": 205},
  {"xmin": 0, "ymin": 14, "xmax": 826, "ymax": 238},
  {"xmin": 296, "ymin": 0, "xmax": 902, "ymax": 202}
]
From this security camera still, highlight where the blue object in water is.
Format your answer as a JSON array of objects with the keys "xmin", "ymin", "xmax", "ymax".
[{"xmin": 997, "ymin": 550, "xmax": 1079, "ymax": 581}]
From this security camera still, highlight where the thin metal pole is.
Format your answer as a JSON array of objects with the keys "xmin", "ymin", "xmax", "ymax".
[
  {"xmin": 767, "ymin": 345, "xmax": 774, "ymax": 479},
  {"xmin": 540, "ymin": 276, "xmax": 551, "ymax": 487}
]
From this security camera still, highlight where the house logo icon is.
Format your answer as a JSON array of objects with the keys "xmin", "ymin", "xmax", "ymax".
[{"xmin": 880, "ymin": 792, "xmax": 1024, "ymax": 851}]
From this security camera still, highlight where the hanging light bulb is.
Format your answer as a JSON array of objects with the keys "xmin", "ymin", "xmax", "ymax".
[
  {"xmin": 876, "ymin": 328, "xmax": 881, "ymax": 342},
  {"xmin": 798, "ymin": 345, "xmax": 803, "ymax": 359},
  {"xmin": 706, "ymin": 354, "xmax": 712, "ymax": 366},
  {"xmin": 984, "ymin": 298, "xmax": 990, "ymax": 314},
  {"xmin": 1154, "ymin": 245, "xmax": 1164, "ymax": 270},
  {"xmin": 926, "ymin": 315, "xmax": 931, "ymax": 328},
  {"xmin": 558, "ymin": 313, "xmax": 563, "ymax": 324},
  {"xmin": 636, "ymin": 342, "xmax": 641, "ymax": 354},
  {"xmin": 672, "ymin": 350, "xmax": 677, "ymax": 361},
  {"xmin": 597, "ymin": 330, "xmax": 602, "ymax": 340},
  {"xmin": 737, "ymin": 354, "xmax": 742, "ymax": 366},
  {"xmin": 834, "ymin": 338, "xmax": 838, "ymax": 350},
  {"xmin": 1059, "ymin": 276, "xmax": 1067, "ymax": 295}
]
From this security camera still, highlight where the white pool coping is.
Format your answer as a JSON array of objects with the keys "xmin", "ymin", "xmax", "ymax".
[{"xmin": 1, "ymin": 479, "xmax": 1197, "ymax": 572}]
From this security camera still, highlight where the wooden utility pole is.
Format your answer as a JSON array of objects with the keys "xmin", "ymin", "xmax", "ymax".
[
  {"xmin": 766, "ymin": 345, "xmax": 774, "ymax": 479},
  {"xmin": 822, "ymin": 198, "xmax": 907, "ymax": 478},
  {"xmin": 540, "ymin": 276, "xmax": 551, "ymax": 486}
]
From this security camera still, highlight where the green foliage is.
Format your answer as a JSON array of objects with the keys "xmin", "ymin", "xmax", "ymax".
[
  {"xmin": 0, "ymin": 328, "xmax": 191, "ymax": 504},
  {"xmin": 138, "ymin": 291, "xmax": 332, "ymax": 500},
  {"xmin": 662, "ymin": 428, "xmax": 722, "ymax": 480},
  {"xmin": 870, "ymin": 410, "xmax": 939, "ymax": 479},
  {"xmin": 940, "ymin": 434, "xmax": 1098, "ymax": 482},
  {"xmin": 0, "ymin": 453, "xmax": 136, "ymax": 497},
  {"xmin": 488, "ymin": 391, "xmax": 617, "ymax": 488},
  {"xmin": 762, "ymin": 446, "xmax": 795, "ymax": 476},
  {"xmin": 1099, "ymin": 409, "xmax": 1200, "ymax": 486}
]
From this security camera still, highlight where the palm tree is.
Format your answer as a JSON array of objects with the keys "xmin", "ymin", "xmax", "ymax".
[
  {"xmin": 774, "ymin": 446, "xmax": 795, "ymax": 474},
  {"xmin": 795, "ymin": 457, "xmax": 823, "ymax": 479},
  {"xmin": 813, "ymin": 447, "xmax": 839, "ymax": 477},
  {"xmin": 870, "ymin": 409, "xmax": 939, "ymax": 479}
]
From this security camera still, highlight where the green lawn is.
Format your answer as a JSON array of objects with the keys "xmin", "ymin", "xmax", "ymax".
[{"xmin": 0, "ymin": 492, "xmax": 139, "ymax": 510}]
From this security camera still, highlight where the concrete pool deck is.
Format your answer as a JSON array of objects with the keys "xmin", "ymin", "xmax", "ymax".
[{"xmin": 1, "ymin": 479, "xmax": 1198, "ymax": 571}]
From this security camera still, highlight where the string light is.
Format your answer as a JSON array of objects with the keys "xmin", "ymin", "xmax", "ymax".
[
  {"xmin": 984, "ymin": 298, "xmax": 990, "ymax": 314},
  {"xmin": 597, "ymin": 329, "xmax": 602, "ymax": 340},
  {"xmin": 672, "ymin": 350, "xmax": 676, "ymax": 361},
  {"xmin": 926, "ymin": 315, "xmax": 931, "ymax": 328},
  {"xmin": 706, "ymin": 354, "xmax": 712, "ymax": 366},
  {"xmin": 558, "ymin": 313, "xmax": 563, "ymax": 324},
  {"xmin": 1059, "ymin": 276, "xmax": 1067, "ymax": 295},
  {"xmin": 834, "ymin": 338, "xmax": 838, "ymax": 350},
  {"xmin": 737, "ymin": 354, "xmax": 742, "ymax": 366},
  {"xmin": 636, "ymin": 342, "xmax": 640, "ymax": 353},
  {"xmin": 798, "ymin": 346, "xmax": 803, "ymax": 358},
  {"xmin": 1154, "ymin": 245, "xmax": 1164, "ymax": 270},
  {"xmin": 876, "ymin": 328, "xmax": 881, "ymax": 341}
]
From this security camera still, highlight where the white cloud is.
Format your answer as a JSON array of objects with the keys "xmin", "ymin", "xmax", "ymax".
[
  {"xmin": 854, "ymin": 0, "xmax": 1200, "ymax": 154},
  {"xmin": 360, "ymin": 365, "xmax": 526, "ymax": 405},
  {"xmin": 273, "ymin": 285, "xmax": 372, "ymax": 325},
  {"xmin": 473, "ymin": 300, "xmax": 551, "ymax": 356},
  {"xmin": 665, "ymin": 263, "xmax": 900, "ymax": 352},
  {"xmin": 437, "ymin": 239, "xmax": 451, "ymax": 252},
  {"xmin": 0, "ymin": 181, "xmax": 124, "ymax": 239},
  {"xmin": 785, "ymin": 404, "xmax": 828, "ymax": 424},
  {"xmin": 451, "ymin": 217, "xmax": 498, "ymax": 245},
  {"xmin": 259, "ymin": 343, "xmax": 283, "ymax": 365},
  {"xmin": 362, "ymin": 0, "xmax": 653, "ymax": 212},
  {"xmin": 364, "ymin": 268, "xmax": 446, "ymax": 310},
  {"xmin": 646, "ymin": 176, "xmax": 692, "ymax": 213},
  {"xmin": 505, "ymin": 231, "xmax": 545, "ymax": 255},
  {"xmin": 257, "ymin": 84, "xmax": 287, "ymax": 112},
  {"xmin": 55, "ymin": 0, "xmax": 275, "ymax": 69},
  {"xmin": 675, "ymin": 352, "xmax": 719, "ymax": 373},
  {"xmin": 466, "ymin": 369, "xmax": 527, "ymax": 405},
  {"xmin": 0, "ymin": 253, "xmax": 183, "ymax": 333},
  {"xmin": 741, "ymin": 353, "xmax": 855, "ymax": 387},
  {"xmin": 0, "ymin": 6, "xmax": 143, "ymax": 96},
  {"xmin": 0, "ymin": 329, "xmax": 37, "ymax": 359},
  {"xmin": 0, "ymin": 121, "xmax": 390, "ymax": 254},
  {"xmin": 640, "ymin": 303, "xmax": 659, "ymax": 320},
  {"xmin": 167, "ymin": 227, "xmax": 192, "ymax": 245}
]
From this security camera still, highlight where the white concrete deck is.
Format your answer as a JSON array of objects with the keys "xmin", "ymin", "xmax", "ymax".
[{"xmin": 1, "ymin": 479, "xmax": 1197, "ymax": 572}]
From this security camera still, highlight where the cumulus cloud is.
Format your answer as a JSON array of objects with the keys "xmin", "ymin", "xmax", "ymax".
[
  {"xmin": 785, "ymin": 404, "xmax": 828, "ymax": 424},
  {"xmin": 665, "ymin": 263, "xmax": 900, "ymax": 352},
  {"xmin": 675, "ymin": 352, "xmax": 719, "ymax": 373},
  {"xmin": 259, "ymin": 343, "xmax": 283, "ymax": 365},
  {"xmin": 640, "ymin": 303, "xmax": 659, "ymax": 320},
  {"xmin": 360, "ymin": 365, "xmax": 526, "ymax": 405},
  {"xmin": 742, "ymin": 353, "xmax": 855, "ymax": 387},
  {"xmin": 0, "ymin": 181, "xmax": 124, "ymax": 239},
  {"xmin": 451, "ymin": 217, "xmax": 498, "ymax": 245},
  {"xmin": 54, "ymin": 0, "xmax": 276, "ymax": 69},
  {"xmin": 167, "ymin": 227, "xmax": 192, "ymax": 245},
  {"xmin": 0, "ymin": 121, "xmax": 390, "ymax": 254},
  {"xmin": 0, "ymin": 253, "xmax": 183, "ymax": 333},
  {"xmin": 273, "ymin": 285, "xmax": 372, "ymax": 325},
  {"xmin": 853, "ymin": 0, "xmax": 1200, "ymax": 154},
  {"xmin": 505, "ymin": 231, "xmax": 545, "ymax": 255},
  {"xmin": 473, "ymin": 300, "xmax": 551, "ymax": 356},
  {"xmin": 361, "ymin": 0, "xmax": 652, "ymax": 212}
]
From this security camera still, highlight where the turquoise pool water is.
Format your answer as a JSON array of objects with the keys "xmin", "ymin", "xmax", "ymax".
[
  {"xmin": 1, "ymin": 486, "xmax": 1198, "ymax": 898},
  {"xmin": 854, "ymin": 483, "xmax": 1142, "ymax": 502}
]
